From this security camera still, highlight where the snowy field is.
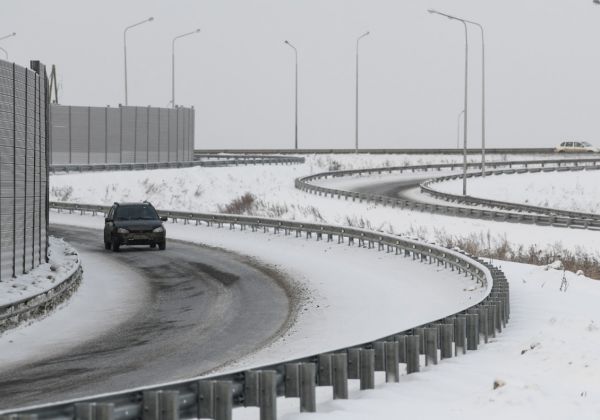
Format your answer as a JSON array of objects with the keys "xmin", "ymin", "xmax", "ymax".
[
  {"xmin": 0, "ymin": 237, "xmax": 79, "ymax": 307},
  {"xmin": 434, "ymin": 170, "xmax": 600, "ymax": 214},
  {"xmin": 49, "ymin": 154, "xmax": 600, "ymax": 259}
]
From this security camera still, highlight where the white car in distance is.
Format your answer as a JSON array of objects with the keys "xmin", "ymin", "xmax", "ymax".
[{"xmin": 555, "ymin": 141, "xmax": 600, "ymax": 153}]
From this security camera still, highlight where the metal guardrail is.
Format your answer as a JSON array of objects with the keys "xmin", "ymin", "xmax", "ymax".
[
  {"xmin": 420, "ymin": 165, "xmax": 600, "ymax": 221},
  {"xmin": 195, "ymin": 148, "xmax": 558, "ymax": 155},
  {"xmin": 0, "ymin": 202, "xmax": 509, "ymax": 420},
  {"xmin": 49, "ymin": 156, "xmax": 305, "ymax": 173},
  {"xmin": 0, "ymin": 258, "xmax": 82, "ymax": 334},
  {"xmin": 295, "ymin": 157, "xmax": 600, "ymax": 230}
]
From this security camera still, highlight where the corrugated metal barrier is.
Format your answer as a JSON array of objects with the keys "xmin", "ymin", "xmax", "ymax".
[
  {"xmin": 0, "ymin": 59, "xmax": 49, "ymax": 280},
  {"xmin": 49, "ymin": 104, "xmax": 194, "ymax": 164}
]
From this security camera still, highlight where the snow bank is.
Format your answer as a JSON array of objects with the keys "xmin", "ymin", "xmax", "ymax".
[
  {"xmin": 435, "ymin": 170, "xmax": 600, "ymax": 214},
  {"xmin": 0, "ymin": 237, "xmax": 79, "ymax": 307},
  {"xmin": 233, "ymin": 261, "xmax": 600, "ymax": 420}
]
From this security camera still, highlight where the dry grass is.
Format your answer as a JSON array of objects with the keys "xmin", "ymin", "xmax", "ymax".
[{"xmin": 431, "ymin": 229, "xmax": 600, "ymax": 280}]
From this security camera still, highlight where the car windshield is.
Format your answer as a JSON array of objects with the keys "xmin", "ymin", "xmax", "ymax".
[
  {"xmin": 582, "ymin": 142, "xmax": 592, "ymax": 147},
  {"xmin": 115, "ymin": 205, "xmax": 158, "ymax": 221}
]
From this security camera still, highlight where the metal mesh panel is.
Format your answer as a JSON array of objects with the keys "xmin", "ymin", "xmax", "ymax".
[
  {"xmin": 0, "ymin": 59, "xmax": 48, "ymax": 280},
  {"xmin": 49, "ymin": 104, "xmax": 194, "ymax": 164}
]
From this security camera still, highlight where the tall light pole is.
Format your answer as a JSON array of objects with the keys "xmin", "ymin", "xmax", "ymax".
[
  {"xmin": 123, "ymin": 17, "xmax": 154, "ymax": 106},
  {"xmin": 355, "ymin": 31, "xmax": 370, "ymax": 153},
  {"xmin": 457, "ymin": 109, "xmax": 465, "ymax": 149},
  {"xmin": 0, "ymin": 32, "xmax": 16, "ymax": 42},
  {"xmin": 429, "ymin": 9, "xmax": 469, "ymax": 195},
  {"xmin": 172, "ymin": 29, "xmax": 201, "ymax": 107},
  {"xmin": 0, "ymin": 32, "xmax": 16, "ymax": 61},
  {"xmin": 284, "ymin": 40, "xmax": 298, "ymax": 150}
]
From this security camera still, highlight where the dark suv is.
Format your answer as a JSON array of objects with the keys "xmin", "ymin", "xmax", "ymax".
[{"xmin": 104, "ymin": 202, "xmax": 167, "ymax": 252}]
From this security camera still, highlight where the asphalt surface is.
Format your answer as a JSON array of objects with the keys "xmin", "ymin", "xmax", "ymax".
[
  {"xmin": 0, "ymin": 225, "xmax": 293, "ymax": 409},
  {"xmin": 352, "ymin": 176, "xmax": 429, "ymax": 199}
]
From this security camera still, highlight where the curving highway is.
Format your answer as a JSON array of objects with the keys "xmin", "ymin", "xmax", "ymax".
[{"xmin": 0, "ymin": 224, "xmax": 296, "ymax": 410}]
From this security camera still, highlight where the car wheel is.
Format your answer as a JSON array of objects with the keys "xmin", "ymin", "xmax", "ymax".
[
  {"xmin": 104, "ymin": 241, "xmax": 111, "ymax": 250},
  {"xmin": 158, "ymin": 240, "xmax": 166, "ymax": 251},
  {"xmin": 150, "ymin": 243, "xmax": 156, "ymax": 249},
  {"xmin": 111, "ymin": 237, "xmax": 120, "ymax": 252}
]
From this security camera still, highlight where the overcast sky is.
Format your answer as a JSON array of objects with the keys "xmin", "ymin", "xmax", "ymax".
[{"xmin": 2, "ymin": 0, "xmax": 599, "ymax": 150}]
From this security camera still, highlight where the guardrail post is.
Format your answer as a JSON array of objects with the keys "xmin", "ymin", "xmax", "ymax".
[
  {"xmin": 75, "ymin": 403, "xmax": 95, "ymax": 420},
  {"xmin": 406, "ymin": 335, "xmax": 420, "ymax": 374},
  {"xmin": 143, "ymin": 391, "xmax": 161, "ymax": 420},
  {"xmin": 332, "ymin": 353, "xmax": 349, "ymax": 399},
  {"xmin": 374, "ymin": 341, "xmax": 386, "ymax": 371},
  {"xmin": 214, "ymin": 381, "xmax": 232, "ymax": 420},
  {"xmin": 483, "ymin": 303, "xmax": 496, "ymax": 338},
  {"xmin": 359, "ymin": 349, "xmax": 375, "ymax": 390},
  {"xmin": 244, "ymin": 371, "xmax": 260, "ymax": 407},
  {"xmin": 95, "ymin": 403, "xmax": 115, "ymax": 420},
  {"xmin": 414, "ymin": 327, "xmax": 426, "ymax": 355},
  {"xmin": 394, "ymin": 335, "xmax": 407, "ymax": 363},
  {"xmin": 347, "ymin": 348, "xmax": 360, "ymax": 379},
  {"xmin": 285, "ymin": 363, "xmax": 300, "ymax": 397},
  {"xmin": 160, "ymin": 391, "xmax": 179, "ymax": 420},
  {"xmin": 440, "ymin": 324, "xmax": 454, "ymax": 359},
  {"xmin": 318, "ymin": 354, "xmax": 333, "ymax": 386},
  {"xmin": 259, "ymin": 370, "xmax": 277, "ymax": 420},
  {"xmin": 384, "ymin": 341, "xmax": 400, "ymax": 382},
  {"xmin": 198, "ymin": 381, "xmax": 215, "ymax": 419},
  {"xmin": 466, "ymin": 314, "xmax": 479, "ymax": 350},
  {"xmin": 424, "ymin": 328, "xmax": 439, "ymax": 366},
  {"xmin": 299, "ymin": 363, "xmax": 316, "ymax": 412},
  {"xmin": 454, "ymin": 315, "xmax": 467, "ymax": 355}
]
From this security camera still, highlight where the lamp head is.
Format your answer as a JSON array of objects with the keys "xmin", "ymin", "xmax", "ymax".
[
  {"xmin": 148, "ymin": 17, "xmax": 154, "ymax": 22},
  {"xmin": 195, "ymin": 28, "xmax": 201, "ymax": 33}
]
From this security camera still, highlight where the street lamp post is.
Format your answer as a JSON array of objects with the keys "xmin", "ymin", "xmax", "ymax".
[
  {"xmin": 457, "ymin": 109, "xmax": 465, "ymax": 149},
  {"xmin": 284, "ymin": 40, "xmax": 299, "ymax": 150},
  {"xmin": 0, "ymin": 32, "xmax": 16, "ymax": 61},
  {"xmin": 123, "ymin": 17, "xmax": 154, "ymax": 106},
  {"xmin": 429, "ymin": 9, "xmax": 469, "ymax": 195},
  {"xmin": 172, "ymin": 29, "xmax": 201, "ymax": 108},
  {"xmin": 355, "ymin": 31, "xmax": 370, "ymax": 153},
  {"xmin": 0, "ymin": 32, "xmax": 16, "ymax": 42}
]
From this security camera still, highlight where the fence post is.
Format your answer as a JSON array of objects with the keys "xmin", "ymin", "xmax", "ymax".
[
  {"xmin": 347, "ymin": 348, "xmax": 360, "ymax": 379},
  {"xmin": 198, "ymin": 380, "xmax": 215, "ymax": 419}
]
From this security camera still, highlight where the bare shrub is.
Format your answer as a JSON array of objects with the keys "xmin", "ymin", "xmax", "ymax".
[{"xmin": 218, "ymin": 193, "xmax": 255, "ymax": 214}]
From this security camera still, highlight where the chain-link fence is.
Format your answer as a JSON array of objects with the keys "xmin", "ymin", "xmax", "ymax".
[
  {"xmin": 0, "ymin": 59, "xmax": 48, "ymax": 280},
  {"xmin": 49, "ymin": 104, "xmax": 194, "ymax": 165}
]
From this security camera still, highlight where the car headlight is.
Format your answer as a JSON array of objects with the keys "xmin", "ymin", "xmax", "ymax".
[
  {"xmin": 153, "ymin": 226, "xmax": 165, "ymax": 233},
  {"xmin": 117, "ymin": 228, "xmax": 129, "ymax": 234}
]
